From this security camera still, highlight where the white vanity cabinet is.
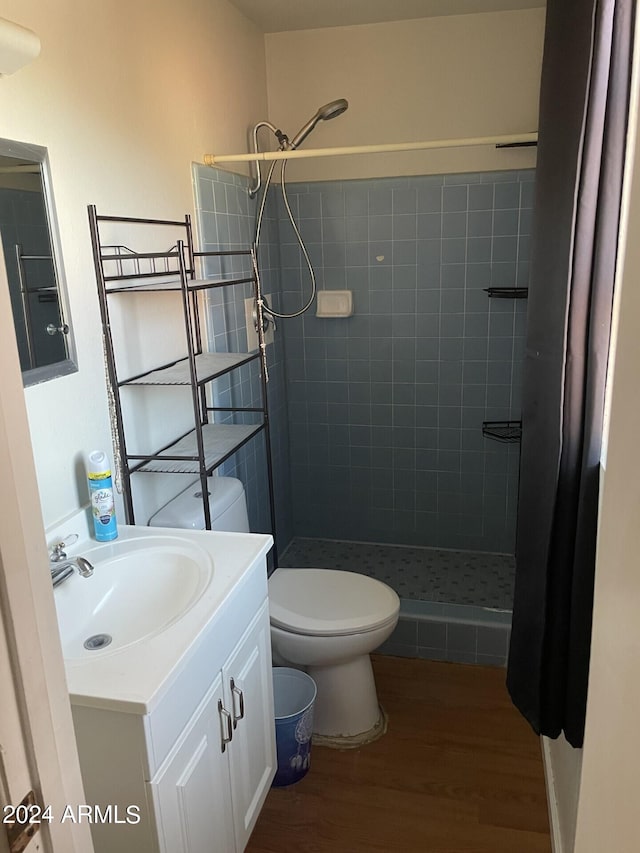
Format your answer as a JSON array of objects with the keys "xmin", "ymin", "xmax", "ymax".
[
  {"xmin": 69, "ymin": 551, "xmax": 276, "ymax": 853},
  {"xmin": 151, "ymin": 602, "xmax": 275, "ymax": 853},
  {"xmin": 151, "ymin": 671, "xmax": 235, "ymax": 853}
]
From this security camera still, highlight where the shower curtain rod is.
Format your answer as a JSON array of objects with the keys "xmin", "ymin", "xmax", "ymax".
[{"xmin": 204, "ymin": 132, "xmax": 538, "ymax": 166}]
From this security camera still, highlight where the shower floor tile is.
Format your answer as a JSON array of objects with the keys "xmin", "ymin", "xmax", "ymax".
[{"xmin": 279, "ymin": 537, "xmax": 515, "ymax": 610}]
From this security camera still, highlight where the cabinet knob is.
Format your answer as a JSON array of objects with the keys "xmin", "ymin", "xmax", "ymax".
[
  {"xmin": 230, "ymin": 678, "xmax": 245, "ymax": 729},
  {"xmin": 218, "ymin": 699, "xmax": 233, "ymax": 753}
]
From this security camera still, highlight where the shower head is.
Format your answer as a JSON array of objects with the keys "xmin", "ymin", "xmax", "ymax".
[
  {"xmin": 288, "ymin": 98, "xmax": 349, "ymax": 150},
  {"xmin": 317, "ymin": 98, "xmax": 349, "ymax": 121}
]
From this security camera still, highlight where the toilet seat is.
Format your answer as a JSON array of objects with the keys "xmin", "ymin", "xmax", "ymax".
[{"xmin": 269, "ymin": 568, "xmax": 400, "ymax": 637}]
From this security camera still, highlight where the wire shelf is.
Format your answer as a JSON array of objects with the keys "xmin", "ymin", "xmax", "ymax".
[
  {"xmin": 131, "ymin": 423, "xmax": 264, "ymax": 474},
  {"xmin": 483, "ymin": 287, "xmax": 529, "ymax": 299},
  {"xmin": 482, "ymin": 420, "xmax": 522, "ymax": 443},
  {"xmin": 121, "ymin": 352, "xmax": 260, "ymax": 387}
]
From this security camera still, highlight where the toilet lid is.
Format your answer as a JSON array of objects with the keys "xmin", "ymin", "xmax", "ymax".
[{"xmin": 268, "ymin": 569, "xmax": 400, "ymax": 637}]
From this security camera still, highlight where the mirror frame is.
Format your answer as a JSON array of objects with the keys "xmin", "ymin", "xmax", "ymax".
[{"xmin": 0, "ymin": 137, "xmax": 77, "ymax": 386}]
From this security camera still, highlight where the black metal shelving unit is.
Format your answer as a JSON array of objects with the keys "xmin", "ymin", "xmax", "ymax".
[{"xmin": 88, "ymin": 205, "xmax": 277, "ymax": 558}]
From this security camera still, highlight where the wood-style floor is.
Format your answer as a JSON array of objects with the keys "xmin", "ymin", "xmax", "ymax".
[{"xmin": 248, "ymin": 655, "xmax": 551, "ymax": 853}]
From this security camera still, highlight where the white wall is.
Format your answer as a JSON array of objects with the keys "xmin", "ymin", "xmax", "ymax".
[
  {"xmin": 572, "ymin": 17, "xmax": 640, "ymax": 848},
  {"xmin": 264, "ymin": 9, "xmax": 545, "ymax": 182},
  {"xmin": 544, "ymin": 734, "xmax": 583, "ymax": 852},
  {"xmin": 0, "ymin": 0, "xmax": 267, "ymax": 531}
]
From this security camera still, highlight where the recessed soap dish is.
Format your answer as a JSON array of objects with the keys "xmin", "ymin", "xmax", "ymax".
[{"xmin": 316, "ymin": 290, "xmax": 353, "ymax": 318}]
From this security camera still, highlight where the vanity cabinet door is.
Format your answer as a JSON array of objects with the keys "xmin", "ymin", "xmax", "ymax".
[
  {"xmin": 222, "ymin": 600, "xmax": 276, "ymax": 851},
  {"xmin": 151, "ymin": 672, "xmax": 236, "ymax": 853}
]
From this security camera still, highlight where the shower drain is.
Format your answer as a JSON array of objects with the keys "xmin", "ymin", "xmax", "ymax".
[{"xmin": 84, "ymin": 633, "xmax": 112, "ymax": 651}]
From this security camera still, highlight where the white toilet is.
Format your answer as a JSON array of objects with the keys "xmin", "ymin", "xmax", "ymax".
[
  {"xmin": 150, "ymin": 477, "xmax": 400, "ymax": 742},
  {"xmin": 148, "ymin": 476, "xmax": 250, "ymax": 531},
  {"xmin": 268, "ymin": 568, "xmax": 399, "ymax": 741}
]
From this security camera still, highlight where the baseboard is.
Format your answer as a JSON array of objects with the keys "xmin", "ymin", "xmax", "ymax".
[{"xmin": 541, "ymin": 736, "xmax": 564, "ymax": 853}]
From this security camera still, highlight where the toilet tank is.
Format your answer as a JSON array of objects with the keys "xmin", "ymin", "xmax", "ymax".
[{"xmin": 148, "ymin": 476, "xmax": 250, "ymax": 532}]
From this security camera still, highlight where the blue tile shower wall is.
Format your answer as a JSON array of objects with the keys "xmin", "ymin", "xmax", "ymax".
[
  {"xmin": 279, "ymin": 170, "xmax": 533, "ymax": 553},
  {"xmin": 193, "ymin": 165, "xmax": 293, "ymax": 550}
]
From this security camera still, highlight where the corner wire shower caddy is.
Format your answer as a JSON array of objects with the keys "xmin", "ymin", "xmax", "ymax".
[
  {"xmin": 482, "ymin": 420, "xmax": 522, "ymax": 443},
  {"xmin": 87, "ymin": 205, "xmax": 277, "ymax": 560},
  {"xmin": 483, "ymin": 287, "xmax": 529, "ymax": 299},
  {"xmin": 480, "ymin": 283, "xmax": 527, "ymax": 442}
]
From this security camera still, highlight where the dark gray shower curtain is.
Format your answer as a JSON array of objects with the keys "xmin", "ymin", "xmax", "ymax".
[{"xmin": 506, "ymin": 0, "xmax": 634, "ymax": 748}]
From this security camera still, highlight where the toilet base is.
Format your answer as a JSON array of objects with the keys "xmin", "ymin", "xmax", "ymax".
[
  {"xmin": 313, "ymin": 704, "xmax": 388, "ymax": 749},
  {"xmin": 307, "ymin": 653, "xmax": 382, "ymax": 739}
]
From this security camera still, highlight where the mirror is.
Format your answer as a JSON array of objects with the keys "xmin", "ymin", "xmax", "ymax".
[{"xmin": 0, "ymin": 138, "xmax": 76, "ymax": 386}]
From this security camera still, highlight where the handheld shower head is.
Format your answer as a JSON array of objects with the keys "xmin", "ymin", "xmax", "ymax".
[
  {"xmin": 251, "ymin": 97, "xmax": 349, "ymax": 322},
  {"xmin": 317, "ymin": 98, "xmax": 349, "ymax": 121},
  {"xmin": 289, "ymin": 98, "xmax": 349, "ymax": 150}
]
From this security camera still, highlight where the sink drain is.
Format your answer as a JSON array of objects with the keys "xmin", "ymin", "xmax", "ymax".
[{"xmin": 84, "ymin": 633, "xmax": 112, "ymax": 651}]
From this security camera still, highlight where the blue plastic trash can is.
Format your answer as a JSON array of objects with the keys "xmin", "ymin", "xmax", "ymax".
[{"xmin": 272, "ymin": 667, "xmax": 317, "ymax": 787}]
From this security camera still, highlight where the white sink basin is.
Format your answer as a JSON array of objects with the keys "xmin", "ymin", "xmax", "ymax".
[
  {"xmin": 54, "ymin": 534, "xmax": 213, "ymax": 659},
  {"xmin": 52, "ymin": 524, "xmax": 272, "ymax": 713}
]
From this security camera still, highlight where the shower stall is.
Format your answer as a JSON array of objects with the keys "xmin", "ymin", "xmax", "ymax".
[{"xmin": 194, "ymin": 131, "xmax": 532, "ymax": 666}]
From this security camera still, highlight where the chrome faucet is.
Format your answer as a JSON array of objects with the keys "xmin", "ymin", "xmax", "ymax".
[{"xmin": 50, "ymin": 539, "xmax": 95, "ymax": 588}]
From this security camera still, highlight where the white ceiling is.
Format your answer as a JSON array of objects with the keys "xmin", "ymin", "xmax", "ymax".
[{"xmin": 227, "ymin": 0, "xmax": 546, "ymax": 34}]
